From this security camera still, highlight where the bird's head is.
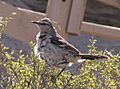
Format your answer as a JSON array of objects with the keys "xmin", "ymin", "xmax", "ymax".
[{"xmin": 31, "ymin": 18, "xmax": 54, "ymax": 33}]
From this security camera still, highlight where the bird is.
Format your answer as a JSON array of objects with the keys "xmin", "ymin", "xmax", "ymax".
[{"xmin": 31, "ymin": 18, "xmax": 108, "ymax": 76}]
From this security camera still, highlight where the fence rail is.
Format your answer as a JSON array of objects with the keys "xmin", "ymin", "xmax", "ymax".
[
  {"xmin": 1, "ymin": 0, "xmax": 120, "ymax": 43},
  {"xmin": 46, "ymin": 0, "xmax": 120, "ymax": 40}
]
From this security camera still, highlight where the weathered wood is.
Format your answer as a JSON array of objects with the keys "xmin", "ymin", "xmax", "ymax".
[
  {"xmin": 67, "ymin": 0, "xmax": 87, "ymax": 35},
  {"xmin": 97, "ymin": 0, "xmax": 120, "ymax": 9},
  {"xmin": 46, "ymin": 0, "xmax": 72, "ymax": 40},
  {"xmin": 1, "ymin": 0, "xmax": 120, "ymax": 43},
  {"xmin": 0, "ymin": 1, "xmax": 46, "ymax": 43},
  {"xmin": 81, "ymin": 22, "xmax": 120, "ymax": 40}
]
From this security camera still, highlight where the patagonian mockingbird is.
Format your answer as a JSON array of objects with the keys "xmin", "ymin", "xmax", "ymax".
[{"xmin": 31, "ymin": 18, "xmax": 108, "ymax": 76}]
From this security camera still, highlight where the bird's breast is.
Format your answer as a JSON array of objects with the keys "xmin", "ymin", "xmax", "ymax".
[{"xmin": 38, "ymin": 39, "xmax": 64, "ymax": 66}]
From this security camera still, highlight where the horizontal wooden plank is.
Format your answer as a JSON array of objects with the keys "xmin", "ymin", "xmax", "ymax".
[
  {"xmin": 0, "ymin": 1, "xmax": 46, "ymax": 43},
  {"xmin": 67, "ymin": 0, "xmax": 87, "ymax": 34},
  {"xmin": 97, "ymin": 0, "xmax": 120, "ymax": 9},
  {"xmin": 80, "ymin": 21, "xmax": 120, "ymax": 40}
]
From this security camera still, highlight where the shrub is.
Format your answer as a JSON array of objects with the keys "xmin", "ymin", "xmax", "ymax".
[{"xmin": 0, "ymin": 14, "xmax": 119, "ymax": 89}]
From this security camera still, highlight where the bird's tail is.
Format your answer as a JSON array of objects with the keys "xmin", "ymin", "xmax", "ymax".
[{"xmin": 79, "ymin": 54, "xmax": 108, "ymax": 60}]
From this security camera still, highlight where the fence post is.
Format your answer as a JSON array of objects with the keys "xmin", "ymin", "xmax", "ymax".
[
  {"xmin": 46, "ymin": 0, "xmax": 72, "ymax": 40},
  {"xmin": 67, "ymin": 0, "xmax": 87, "ymax": 35}
]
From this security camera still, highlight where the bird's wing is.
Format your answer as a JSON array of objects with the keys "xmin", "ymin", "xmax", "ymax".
[{"xmin": 50, "ymin": 33, "xmax": 80, "ymax": 55}]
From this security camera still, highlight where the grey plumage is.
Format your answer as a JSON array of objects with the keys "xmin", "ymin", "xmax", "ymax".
[{"xmin": 32, "ymin": 18, "xmax": 108, "ymax": 75}]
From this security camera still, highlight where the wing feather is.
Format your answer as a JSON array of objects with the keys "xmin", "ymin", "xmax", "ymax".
[{"xmin": 50, "ymin": 33, "xmax": 80, "ymax": 55}]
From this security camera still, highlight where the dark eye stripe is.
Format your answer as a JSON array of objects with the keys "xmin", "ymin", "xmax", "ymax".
[
  {"xmin": 40, "ymin": 23, "xmax": 46, "ymax": 25},
  {"xmin": 40, "ymin": 22, "xmax": 50, "ymax": 25}
]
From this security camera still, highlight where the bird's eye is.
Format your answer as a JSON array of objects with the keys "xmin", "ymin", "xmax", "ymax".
[{"xmin": 41, "ymin": 23, "xmax": 46, "ymax": 25}]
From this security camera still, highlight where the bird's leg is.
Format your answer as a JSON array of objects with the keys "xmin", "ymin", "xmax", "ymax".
[
  {"xmin": 55, "ymin": 59, "xmax": 68, "ymax": 78},
  {"xmin": 52, "ymin": 67, "xmax": 66, "ymax": 83},
  {"xmin": 57, "ymin": 67, "xmax": 66, "ymax": 78}
]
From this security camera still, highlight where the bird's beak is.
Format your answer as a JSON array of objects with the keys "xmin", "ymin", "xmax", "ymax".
[{"xmin": 31, "ymin": 21, "xmax": 40, "ymax": 24}]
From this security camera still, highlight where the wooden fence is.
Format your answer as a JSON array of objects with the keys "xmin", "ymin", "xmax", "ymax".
[
  {"xmin": 1, "ymin": 0, "xmax": 120, "ymax": 43},
  {"xmin": 46, "ymin": 0, "xmax": 120, "ymax": 40}
]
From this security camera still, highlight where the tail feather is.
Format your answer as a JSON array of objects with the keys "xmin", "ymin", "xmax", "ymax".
[{"xmin": 79, "ymin": 54, "xmax": 108, "ymax": 60}]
